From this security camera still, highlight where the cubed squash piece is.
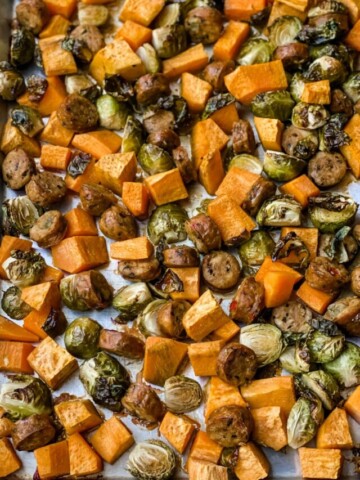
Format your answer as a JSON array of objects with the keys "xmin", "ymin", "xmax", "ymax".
[
  {"xmin": 89, "ymin": 416, "xmax": 134, "ymax": 464},
  {"xmin": 1, "ymin": 119, "xmax": 41, "ymax": 157},
  {"xmin": 189, "ymin": 430, "xmax": 223, "ymax": 464},
  {"xmin": 205, "ymin": 376, "xmax": 247, "ymax": 420},
  {"xmin": 40, "ymin": 112, "xmax": 74, "ymax": 147},
  {"xmin": 253, "ymin": 117, "xmax": 284, "ymax": 151},
  {"xmin": 296, "ymin": 281, "xmax": 335, "ymax": 314},
  {"xmin": 198, "ymin": 150, "xmax": 225, "ymax": 195},
  {"xmin": 39, "ymin": 14, "xmax": 71, "ymax": 38},
  {"xmin": 71, "ymin": 130, "xmax": 122, "ymax": 159},
  {"xmin": 281, "ymin": 227, "xmax": 319, "ymax": 263},
  {"xmin": 340, "ymin": 113, "xmax": 360, "ymax": 178},
  {"xmin": 213, "ymin": 21, "xmax": 250, "ymax": 61},
  {"xmin": 144, "ymin": 168, "xmax": 188, "ymax": 205},
  {"xmin": 0, "ymin": 315, "xmax": 39, "ymax": 343},
  {"xmin": 39, "ymin": 35, "xmax": 77, "ymax": 76},
  {"xmin": 251, "ymin": 406, "xmax": 288, "ymax": 451},
  {"xmin": 17, "ymin": 76, "xmax": 67, "ymax": 118},
  {"xmin": 188, "ymin": 460, "xmax": 228, "ymax": 480},
  {"xmin": 224, "ymin": 60, "xmax": 288, "ymax": 104},
  {"xmin": 120, "ymin": 0, "xmax": 165, "ymax": 25},
  {"xmin": 160, "ymin": 412, "xmax": 196, "ymax": 454},
  {"xmin": 210, "ymin": 102, "xmax": 240, "ymax": 134},
  {"xmin": 34, "ymin": 440, "xmax": 70, "ymax": 480},
  {"xmin": 263, "ymin": 270, "xmax": 298, "ymax": 308},
  {"xmin": 225, "ymin": 0, "xmax": 267, "ymax": 20},
  {"xmin": 216, "ymin": 166, "xmax": 259, "ymax": 205},
  {"xmin": 95, "ymin": 152, "xmax": 137, "ymax": 195},
  {"xmin": 298, "ymin": 448, "xmax": 343, "ymax": 479},
  {"xmin": 143, "ymin": 337, "xmax": 188, "ymax": 386},
  {"xmin": 241, "ymin": 376, "xmax": 296, "ymax": 417},
  {"xmin": 0, "ymin": 438, "xmax": 22, "ymax": 477},
  {"xmin": 27, "ymin": 337, "xmax": 78, "ymax": 389},
  {"xmin": 191, "ymin": 118, "xmax": 228, "ymax": 169},
  {"xmin": 316, "ymin": 408, "xmax": 353, "ymax": 449},
  {"xmin": 52, "ymin": 236, "xmax": 109, "ymax": 273},
  {"xmin": 208, "ymin": 320, "xmax": 240, "ymax": 342},
  {"xmin": 163, "ymin": 44, "xmax": 209, "ymax": 79},
  {"xmin": 68, "ymin": 433, "xmax": 103, "ymax": 476},
  {"xmin": 122, "ymin": 182, "xmax": 149, "ymax": 218},
  {"xmin": 40, "ymin": 144, "xmax": 71, "ymax": 170},
  {"xmin": 115, "ymin": 20, "xmax": 152, "ymax": 50},
  {"xmin": 23, "ymin": 305, "xmax": 51, "ymax": 340},
  {"xmin": 344, "ymin": 385, "xmax": 360, "ymax": 423},
  {"xmin": 170, "ymin": 267, "xmax": 201, "ymax": 303},
  {"xmin": 55, "ymin": 399, "xmax": 102, "ymax": 435},
  {"xmin": 64, "ymin": 208, "xmax": 98, "ymax": 237},
  {"xmin": 345, "ymin": 18, "xmax": 360, "ymax": 49},
  {"xmin": 255, "ymin": 256, "xmax": 303, "ymax": 284},
  {"xmin": 110, "ymin": 236, "xmax": 154, "ymax": 260},
  {"xmin": 182, "ymin": 290, "xmax": 230, "ymax": 341},
  {"xmin": 0, "ymin": 341, "xmax": 34, "ymax": 374},
  {"xmin": 188, "ymin": 340, "xmax": 223, "ymax": 376},
  {"xmin": 181, "ymin": 72, "xmax": 213, "ymax": 113},
  {"xmin": 267, "ymin": 1, "xmax": 308, "ymax": 27},
  {"xmin": 0, "ymin": 235, "xmax": 32, "ymax": 279},
  {"xmin": 300, "ymin": 80, "xmax": 331, "ymax": 104},
  {"xmin": 21, "ymin": 282, "xmax": 60, "ymax": 311},
  {"xmin": 234, "ymin": 442, "xmax": 270, "ymax": 480},
  {"xmin": 43, "ymin": 0, "xmax": 77, "ymax": 17}
]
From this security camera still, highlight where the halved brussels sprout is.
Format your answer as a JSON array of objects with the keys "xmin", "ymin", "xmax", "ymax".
[
  {"xmin": 280, "ymin": 344, "xmax": 311, "ymax": 374},
  {"xmin": 67, "ymin": 152, "xmax": 92, "ymax": 179},
  {"xmin": 251, "ymin": 90, "xmax": 295, "ymax": 121},
  {"xmin": 148, "ymin": 204, "xmax": 188, "ymax": 245},
  {"xmin": 202, "ymin": 93, "xmax": 235, "ymax": 119},
  {"xmin": 287, "ymin": 397, "xmax": 324, "ymax": 449},
  {"xmin": 301, "ymin": 370, "xmax": 340, "ymax": 410},
  {"xmin": 240, "ymin": 324, "xmax": 283, "ymax": 366},
  {"xmin": 96, "ymin": 95, "xmax": 130, "ymax": 130},
  {"xmin": 64, "ymin": 317, "xmax": 102, "ymax": 359},
  {"xmin": 263, "ymin": 151, "xmax": 306, "ymax": 182},
  {"xmin": 308, "ymin": 193, "xmax": 358, "ymax": 233},
  {"xmin": 79, "ymin": 352, "xmax": 130, "ymax": 411},
  {"xmin": 0, "ymin": 61, "xmax": 25, "ymax": 101},
  {"xmin": 154, "ymin": 3, "xmax": 181, "ymax": 27},
  {"xmin": 292, "ymin": 102, "xmax": 329, "ymax": 130},
  {"xmin": 152, "ymin": 25, "xmax": 187, "ymax": 59},
  {"xmin": 0, "ymin": 375, "xmax": 52, "ymax": 421},
  {"xmin": 269, "ymin": 15, "xmax": 303, "ymax": 47},
  {"xmin": 309, "ymin": 44, "xmax": 354, "ymax": 70},
  {"xmin": 10, "ymin": 28, "xmax": 35, "ymax": 67},
  {"xmin": 342, "ymin": 72, "xmax": 360, "ymax": 103},
  {"xmin": 318, "ymin": 226, "xmax": 358, "ymax": 263},
  {"xmin": 239, "ymin": 231, "xmax": 275, "ymax": 268},
  {"xmin": 3, "ymin": 250, "xmax": 45, "ymax": 288},
  {"xmin": 296, "ymin": 20, "xmax": 343, "ymax": 45},
  {"xmin": 227, "ymin": 154, "xmax": 263, "ymax": 174},
  {"xmin": 289, "ymin": 73, "xmax": 307, "ymax": 102},
  {"xmin": 272, "ymin": 232, "xmax": 310, "ymax": 269},
  {"xmin": 236, "ymin": 38, "xmax": 274, "ymax": 65},
  {"xmin": 307, "ymin": 329, "xmax": 345, "ymax": 363},
  {"xmin": 164, "ymin": 375, "xmax": 203, "ymax": 413},
  {"xmin": 323, "ymin": 341, "xmax": 360, "ymax": 387},
  {"xmin": 256, "ymin": 195, "xmax": 302, "ymax": 227},
  {"xmin": 121, "ymin": 116, "xmax": 144, "ymax": 155},
  {"xmin": 306, "ymin": 55, "xmax": 347, "ymax": 83},
  {"xmin": 138, "ymin": 143, "xmax": 174, "ymax": 175},
  {"xmin": 112, "ymin": 283, "xmax": 153, "ymax": 323},
  {"xmin": 127, "ymin": 440, "xmax": 177, "ymax": 480},
  {"xmin": 319, "ymin": 113, "xmax": 350, "ymax": 152},
  {"xmin": 137, "ymin": 43, "xmax": 161, "ymax": 74},
  {"xmin": 1, "ymin": 286, "xmax": 32, "ymax": 320},
  {"xmin": 2, "ymin": 196, "xmax": 42, "ymax": 237},
  {"xmin": 11, "ymin": 106, "xmax": 44, "ymax": 137},
  {"xmin": 136, "ymin": 299, "xmax": 168, "ymax": 337}
]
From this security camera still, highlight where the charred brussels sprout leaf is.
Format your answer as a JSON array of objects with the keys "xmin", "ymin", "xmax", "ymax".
[
  {"xmin": 127, "ymin": 440, "xmax": 177, "ymax": 480},
  {"xmin": 65, "ymin": 317, "xmax": 102, "ymax": 359},
  {"xmin": 1, "ymin": 286, "xmax": 32, "ymax": 320},
  {"xmin": 153, "ymin": 269, "xmax": 184, "ymax": 294},
  {"xmin": 138, "ymin": 143, "xmax": 174, "ymax": 175},
  {"xmin": 137, "ymin": 43, "xmax": 161, "ymax": 74},
  {"xmin": 257, "ymin": 195, "xmax": 302, "ymax": 227},
  {"xmin": 318, "ymin": 226, "xmax": 357, "ymax": 263},
  {"xmin": 236, "ymin": 38, "xmax": 274, "ymax": 65},
  {"xmin": 3, "ymin": 250, "xmax": 45, "ymax": 288},
  {"xmin": 11, "ymin": 106, "xmax": 44, "ymax": 138},
  {"xmin": 292, "ymin": 102, "xmax": 329, "ymax": 130},
  {"xmin": 240, "ymin": 324, "xmax": 283, "ymax": 366},
  {"xmin": 306, "ymin": 330, "xmax": 345, "ymax": 363},
  {"xmin": 239, "ymin": 231, "xmax": 275, "ymax": 268},
  {"xmin": 0, "ymin": 62, "xmax": 25, "ymax": 101},
  {"xmin": 96, "ymin": 94, "xmax": 130, "ymax": 130},
  {"xmin": 67, "ymin": 152, "xmax": 92, "ymax": 179},
  {"xmin": 319, "ymin": 113, "xmax": 351, "ymax": 151},
  {"xmin": 42, "ymin": 308, "xmax": 67, "ymax": 339},
  {"xmin": 306, "ymin": 55, "xmax": 347, "ymax": 83},
  {"xmin": 148, "ymin": 204, "xmax": 188, "ymax": 245},
  {"xmin": 296, "ymin": 20, "xmax": 343, "ymax": 45},
  {"xmin": 308, "ymin": 193, "xmax": 358, "ymax": 233},
  {"xmin": 323, "ymin": 341, "xmax": 360, "ymax": 387},
  {"xmin": 10, "ymin": 28, "xmax": 35, "ymax": 67},
  {"xmin": 152, "ymin": 25, "xmax": 187, "ymax": 59},
  {"xmin": 121, "ymin": 116, "xmax": 144, "ymax": 155},
  {"xmin": 251, "ymin": 91, "xmax": 295, "ymax": 121},
  {"xmin": 164, "ymin": 375, "xmax": 203, "ymax": 413},
  {"xmin": 227, "ymin": 154, "xmax": 263, "ymax": 174},
  {"xmin": 272, "ymin": 232, "xmax": 310, "ymax": 268},
  {"xmin": 61, "ymin": 36, "xmax": 92, "ymax": 63},
  {"xmin": 112, "ymin": 283, "xmax": 153, "ymax": 322},
  {"xmin": 343, "ymin": 72, "xmax": 360, "ymax": 103},
  {"xmin": 202, "ymin": 93, "xmax": 235, "ymax": 119},
  {"xmin": 137, "ymin": 299, "xmax": 168, "ymax": 337},
  {"xmin": 269, "ymin": 16, "xmax": 303, "ymax": 47},
  {"xmin": 264, "ymin": 151, "xmax": 306, "ymax": 182},
  {"xmin": 301, "ymin": 370, "xmax": 341, "ymax": 410},
  {"xmin": 104, "ymin": 75, "xmax": 135, "ymax": 102},
  {"xmin": 251, "ymin": 6, "xmax": 271, "ymax": 26},
  {"xmin": 287, "ymin": 397, "xmax": 324, "ymax": 449},
  {"xmin": 2, "ymin": 196, "xmax": 42, "ymax": 236}
]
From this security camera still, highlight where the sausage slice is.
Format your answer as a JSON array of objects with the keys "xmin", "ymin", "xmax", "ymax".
[
  {"xmin": 202, "ymin": 251, "xmax": 241, "ymax": 292},
  {"xmin": 206, "ymin": 405, "xmax": 253, "ymax": 447},
  {"xmin": 217, "ymin": 343, "xmax": 257, "ymax": 386}
]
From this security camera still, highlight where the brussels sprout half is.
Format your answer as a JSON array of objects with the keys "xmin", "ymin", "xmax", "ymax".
[
  {"xmin": 96, "ymin": 94, "xmax": 130, "ymax": 130},
  {"xmin": 148, "ymin": 204, "xmax": 189, "ymax": 245},
  {"xmin": 251, "ymin": 90, "xmax": 295, "ymax": 121},
  {"xmin": 290, "ymin": 73, "xmax": 307, "ymax": 102},
  {"xmin": 256, "ymin": 195, "xmax": 302, "ymax": 228},
  {"xmin": 280, "ymin": 345, "xmax": 311, "ymax": 374},
  {"xmin": 263, "ymin": 151, "xmax": 306, "ymax": 182},
  {"xmin": 292, "ymin": 102, "xmax": 330, "ymax": 130},
  {"xmin": 2, "ymin": 196, "xmax": 43, "ymax": 237},
  {"xmin": 112, "ymin": 283, "xmax": 153, "ymax": 323},
  {"xmin": 0, "ymin": 61, "xmax": 25, "ymax": 101},
  {"xmin": 287, "ymin": 397, "xmax": 324, "ymax": 449},
  {"xmin": 296, "ymin": 20, "xmax": 343, "ymax": 46},
  {"xmin": 3, "ymin": 250, "xmax": 45, "ymax": 288},
  {"xmin": 121, "ymin": 116, "xmax": 144, "ymax": 155},
  {"xmin": 323, "ymin": 341, "xmax": 360, "ymax": 387},
  {"xmin": 138, "ymin": 143, "xmax": 174, "ymax": 175},
  {"xmin": 240, "ymin": 324, "xmax": 283, "ymax": 366},
  {"xmin": 202, "ymin": 93, "xmax": 235, "ymax": 119},
  {"xmin": 137, "ymin": 43, "xmax": 161, "ymax": 74},
  {"xmin": 239, "ymin": 231, "xmax": 275, "ymax": 267},
  {"xmin": 1, "ymin": 286, "xmax": 32, "ymax": 320},
  {"xmin": 154, "ymin": 3, "xmax": 181, "ymax": 27},
  {"xmin": 127, "ymin": 440, "xmax": 177, "ymax": 480},
  {"xmin": 64, "ymin": 317, "xmax": 102, "ymax": 359},
  {"xmin": 269, "ymin": 15, "xmax": 303, "ymax": 47},
  {"xmin": 308, "ymin": 193, "xmax": 358, "ymax": 233},
  {"xmin": 301, "ymin": 370, "xmax": 341, "ymax": 410},
  {"xmin": 307, "ymin": 329, "xmax": 345, "ymax": 363},
  {"xmin": 152, "ymin": 25, "xmax": 187, "ymax": 59},
  {"xmin": 11, "ymin": 105, "xmax": 44, "ymax": 138},
  {"xmin": 236, "ymin": 38, "xmax": 274, "ymax": 66},
  {"xmin": 343, "ymin": 72, "xmax": 360, "ymax": 103},
  {"xmin": 164, "ymin": 375, "xmax": 203, "ymax": 413},
  {"xmin": 306, "ymin": 55, "xmax": 347, "ymax": 84},
  {"xmin": 136, "ymin": 299, "xmax": 168, "ymax": 337},
  {"xmin": 227, "ymin": 154, "xmax": 263, "ymax": 174},
  {"xmin": 10, "ymin": 28, "xmax": 35, "ymax": 67}
]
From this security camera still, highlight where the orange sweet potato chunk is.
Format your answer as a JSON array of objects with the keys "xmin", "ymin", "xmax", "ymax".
[
  {"xmin": 90, "ymin": 416, "xmax": 134, "ymax": 464},
  {"xmin": 0, "ymin": 341, "xmax": 35, "ymax": 374},
  {"xmin": 52, "ymin": 236, "xmax": 109, "ymax": 273},
  {"xmin": 64, "ymin": 208, "xmax": 98, "ymax": 237},
  {"xmin": 0, "ymin": 438, "xmax": 22, "ymax": 477}
]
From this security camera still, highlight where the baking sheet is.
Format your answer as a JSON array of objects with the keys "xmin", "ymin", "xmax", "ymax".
[{"xmin": 0, "ymin": 0, "xmax": 360, "ymax": 478}]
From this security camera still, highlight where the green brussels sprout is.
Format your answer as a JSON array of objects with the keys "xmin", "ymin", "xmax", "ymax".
[
  {"xmin": 65, "ymin": 74, "xmax": 94, "ymax": 95},
  {"xmin": 318, "ymin": 113, "xmax": 350, "ymax": 152},
  {"xmin": 152, "ymin": 25, "xmax": 187, "ymax": 59},
  {"xmin": 306, "ymin": 55, "xmax": 347, "ymax": 83},
  {"xmin": 42, "ymin": 308, "xmax": 68, "ymax": 339},
  {"xmin": 318, "ymin": 226, "xmax": 358, "ymax": 263},
  {"xmin": 1, "ymin": 286, "xmax": 32, "ymax": 320},
  {"xmin": 121, "ymin": 116, "xmax": 144, "ymax": 155},
  {"xmin": 137, "ymin": 43, "xmax": 161, "ymax": 74},
  {"xmin": 308, "ymin": 193, "xmax": 358, "ymax": 233},
  {"xmin": 280, "ymin": 345, "xmax": 311, "ymax": 374},
  {"xmin": 272, "ymin": 232, "xmax": 310, "ymax": 268},
  {"xmin": 309, "ymin": 44, "xmax": 354, "ymax": 70},
  {"xmin": 64, "ymin": 317, "xmax": 102, "ymax": 359},
  {"xmin": 3, "ymin": 250, "xmax": 45, "ymax": 288},
  {"xmin": 148, "ymin": 204, "xmax": 188, "ymax": 245},
  {"xmin": 307, "ymin": 330, "xmax": 345, "ymax": 363},
  {"xmin": 308, "ymin": 0, "xmax": 348, "ymax": 16},
  {"xmin": 269, "ymin": 15, "xmax": 303, "ymax": 47},
  {"xmin": 323, "ymin": 341, "xmax": 360, "ymax": 387},
  {"xmin": 60, "ymin": 270, "xmax": 113, "ymax": 311},
  {"xmin": 236, "ymin": 38, "xmax": 274, "ymax": 65},
  {"xmin": 202, "ymin": 93, "xmax": 235, "ymax": 119},
  {"xmin": 154, "ymin": 3, "xmax": 181, "ymax": 27},
  {"xmin": 287, "ymin": 397, "xmax": 324, "ymax": 449},
  {"xmin": 289, "ymin": 73, "xmax": 307, "ymax": 102},
  {"xmin": 239, "ymin": 231, "xmax": 275, "ymax": 268},
  {"xmin": 2, "ymin": 196, "xmax": 42, "ymax": 237},
  {"xmin": 127, "ymin": 440, "xmax": 177, "ymax": 480},
  {"xmin": 112, "ymin": 283, "xmax": 153, "ymax": 322},
  {"xmin": 79, "ymin": 351, "xmax": 130, "ymax": 411},
  {"xmin": 342, "ymin": 72, "xmax": 360, "ymax": 103},
  {"xmin": 292, "ymin": 102, "xmax": 329, "ymax": 130},
  {"xmin": 227, "ymin": 154, "xmax": 263, "ymax": 174},
  {"xmin": 138, "ymin": 143, "xmax": 174, "ymax": 175},
  {"xmin": 250, "ymin": 90, "xmax": 295, "ymax": 121},
  {"xmin": 136, "ymin": 299, "xmax": 168, "ymax": 337},
  {"xmin": 0, "ymin": 61, "xmax": 25, "ymax": 101},
  {"xmin": 10, "ymin": 28, "xmax": 35, "ymax": 67},
  {"xmin": 11, "ymin": 105, "xmax": 44, "ymax": 138},
  {"xmin": 256, "ymin": 195, "xmax": 302, "ymax": 227},
  {"xmin": 240, "ymin": 324, "xmax": 283, "ymax": 366},
  {"xmin": 0, "ymin": 375, "xmax": 52, "ymax": 421},
  {"xmin": 263, "ymin": 151, "xmax": 306, "ymax": 182},
  {"xmin": 296, "ymin": 20, "xmax": 343, "ymax": 45},
  {"xmin": 164, "ymin": 375, "xmax": 203, "ymax": 413},
  {"xmin": 301, "ymin": 370, "xmax": 341, "ymax": 410},
  {"xmin": 96, "ymin": 95, "xmax": 130, "ymax": 130}
]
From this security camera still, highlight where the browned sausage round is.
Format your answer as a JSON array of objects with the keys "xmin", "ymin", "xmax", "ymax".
[
  {"xmin": 185, "ymin": 214, "xmax": 222, "ymax": 253},
  {"xmin": 202, "ymin": 60, "xmax": 235, "ymax": 91},
  {"xmin": 305, "ymin": 257, "xmax": 350, "ymax": 294},
  {"xmin": 330, "ymin": 89, "xmax": 353, "ymax": 116},
  {"xmin": 135, "ymin": 73, "xmax": 170, "ymax": 106},
  {"xmin": 121, "ymin": 383, "xmax": 165, "ymax": 422},
  {"xmin": 351, "ymin": 266, "xmax": 360, "ymax": 297},
  {"xmin": 2, "ymin": 148, "xmax": 36, "ymax": 190},
  {"xmin": 281, "ymin": 125, "xmax": 318, "ymax": 160},
  {"xmin": 147, "ymin": 129, "xmax": 180, "ymax": 152},
  {"xmin": 118, "ymin": 258, "xmax": 161, "ymax": 282},
  {"xmin": 79, "ymin": 183, "xmax": 117, "ymax": 216},
  {"xmin": 143, "ymin": 110, "xmax": 175, "ymax": 134},
  {"xmin": 231, "ymin": 120, "xmax": 256, "ymax": 154},
  {"xmin": 25, "ymin": 172, "xmax": 67, "ymax": 207},
  {"xmin": 273, "ymin": 42, "xmax": 309, "ymax": 70},
  {"xmin": 229, "ymin": 277, "xmax": 265, "ymax": 324},
  {"xmin": 16, "ymin": 0, "xmax": 49, "ymax": 34},
  {"xmin": 29, "ymin": 210, "xmax": 67, "ymax": 248},
  {"xmin": 99, "ymin": 205, "xmax": 137, "ymax": 241},
  {"xmin": 206, "ymin": 405, "xmax": 253, "ymax": 447},
  {"xmin": 163, "ymin": 246, "xmax": 199, "ymax": 268},
  {"xmin": 157, "ymin": 300, "xmax": 190, "ymax": 338},
  {"xmin": 11, "ymin": 414, "xmax": 55, "ymax": 451},
  {"xmin": 308, "ymin": 152, "xmax": 347, "ymax": 188},
  {"xmin": 99, "ymin": 328, "xmax": 145, "ymax": 359},
  {"xmin": 185, "ymin": 7, "xmax": 223, "ymax": 45},
  {"xmin": 70, "ymin": 25, "xmax": 104, "ymax": 55},
  {"xmin": 242, "ymin": 177, "xmax": 276, "ymax": 217},
  {"xmin": 57, "ymin": 94, "xmax": 99, "ymax": 131},
  {"xmin": 202, "ymin": 251, "xmax": 241, "ymax": 292},
  {"xmin": 172, "ymin": 146, "xmax": 197, "ymax": 184},
  {"xmin": 271, "ymin": 300, "xmax": 312, "ymax": 333},
  {"xmin": 216, "ymin": 343, "xmax": 257, "ymax": 386}
]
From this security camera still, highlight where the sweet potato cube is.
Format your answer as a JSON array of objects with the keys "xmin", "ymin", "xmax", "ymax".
[
  {"xmin": 301, "ymin": 80, "xmax": 331, "ymax": 104},
  {"xmin": 55, "ymin": 399, "xmax": 102, "ymax": 435},
  {"xmin": 1, "ymin": 119, "xmax": 41, "ymax": 157},
  {"xmin": 39, "ymin": 35, "xmax": 77, "ymax": 76},
  {"xmin": 23, "ymin": 305, "xmax": 51, "ymax": 340},
  {"xmin": 234, "ymin": 442, "xmax": 270, "ymax": 480},
  {"xmin": 40, "ymin": 144, "xmax": 71, "ymax": 170},
  {"xmin": 144, "ymin": 168, "xmax": 188, "ymax": 205},
  {"xmin": 316, "ymin": 408, "xmax": 353, "ymax": 449},
  {"xmin": 115, "ymin": 20, "xmax": 152, "ymax": 50},
  {"xmin": 189, "ymin": 430, "xmax": 223, "ymax": 464},
  {"xmin": 263, "ymin": 270, "xmax": 298, "ymax": 308},
  {"xmin": 198, "ymin": 150, "xmax": 225, "ymax": 195},
  {"xmin": 255, "ymin": 256, "xmax": 303, "ymax": 284},
  {"xmin": 64, "ymin": 208, "xmax": 98, "ymax": 237},
  {"xmin": 182, "ymin": 290, "xmax": 230, "ymax": 341},
  {"xmin": 52, "ymin": 236, "xmax": 109, "ymax": 273},
  {"xmin": 110, "ymin": 236, "xmax": 154, "ymax": 260},
  {"xmin": 143, "ymin": 336, "xmax": 188, "ymax": 386},
  {"xmin": 163, "ymin": 44, "xmax": 209, "ymax": 79},
  {"xmin": 208, "ymin": 320, "xmax": 240, "ymax": 342},
  {"xmin": 224, "ymin": 60, "xmax": 288, "ymax": 104},
  {"xmin": 344, "ymin": 385, "xmax": 360, "ymax": 423},
  {"xmin": 89, "ymin": 416, "xmax": 134, "ymax": 464},
  {"xmin": 296, "ymin": 281, "xmax": 335, "ymax": 314},
  {"xmin": 188, "ymin": 460, "xmax": 228, "ymax": 480},
  {"xmin": 298, "ymin": 448, "xmax": 343, "ymax": 479},
  {"xmin": 188, "ymin": 340, "xmax": 223, "ymax": 376},
  {"xmin": 181, "ymin": 72, "xmax": 213, "ymax": 113},
  {"xmin": 224, "ymin": 0, "xmax": 267, "ymax": 20},
  {"xmin": 0, "ymin": 235, "xmax": 32, "ymax": 279},
  {"xmin": 251, "ymin": 406, "xmax": 288, "ymax": 451},
  {"xmin": 122, "ymin": 182, "xmax": 149, "ymax": 217},
  {"xmin": 210, "ymin": 102, "xmax": 240, "ymax": 134},
  {"xmin": 241, "ymin": 376, "xmax": 296, "ymax": 417},
  {"xmin": 71, "ymin": 130, "xmax": 122, "ymax": 159},
  {"xmin": 40, "ymin": 112, "xmax": 74, "ymax": 147},
  {"xmin": 0, "ymin": 315, "xmax": 39, "ymax": 343},
  {"xmin": 68, "ymin": 433, "xmax": 103, "ymax": 476},
  {"xmin": 120, "ymin": 0, "xmax": 165, "ymax": 25},
  {"xmin": 345, "ymin": 19, "xmax": 360, "ymax": 49},
  {"xmin": 170, "ymin": 267, "xmax": 201, "ymax": 303},
  {"xmin": 205, "ymin": 376, "xmax": 247, "ymax": 420},
  {"xmin": 17, "ymin": 76, "xmax": 67, "ymax": 118},
  {"xmin": 21, "ymin": 282, "xmax": 60, "ymax": 311},
  {"xmin": 39, "ymin": 14, "xmax": 71, "ymax": 38},
  {"xmin": 160, "ymin": 412, "xmax": 196, "ymax": 454},
  {"xmin": 0, "ymin": 438, "xmax": 22, "ymax": 477},
  {"xmin": 267, "ymin": 1, "xmax": 308, "ymax": 27},
  {"xmin": 95, "ymin": 152, "xmax": 137, "ymax": 195},
  {"xmin": 34, "ymin": 440, "xmax": 70, "ymax": 480},
  {"xmin": 278, "ymin": 0, "xmax": 310, "ymax": 12},
  {"xmin": 43, "ymin": 0, "xmax": 77, "ymax": 17},
  {"xmin": 281, "ymin": 227, "xmax": 319, "ymax": 262},
  {"xmin": 341, "ymin": 113, "xmax": 360, "ymax": 178},
  {"xmin": 214, "ymin": 21, "xmax": 250, "ymax": 61},
  {"xmin": 191, "ymin": 118, "xmax": 228, "ymax": 169},
  {"xmin": 216, "ymin": 166, "xmax": 259, "ymax": 205},
  {"xmin": 28, "ymin": 337, "xmax": 78, "ymax": 389},
  {"xmin": 0, "ymin": 341, "xmax": 34, "ymax": 374},
  {"xmin": 254, "ymin": 117, "xmax": 284, "ymax": 151}
]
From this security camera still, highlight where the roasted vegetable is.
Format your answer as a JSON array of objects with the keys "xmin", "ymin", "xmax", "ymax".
[
  {"xmin": 227, "ymin": 153, "xmax": 263, "ymax": 174},
  {"xmin": 138, "ymin": 143, "xmax": 174, "ymax": 175},
  {"xmin": 292, "ymin": 102, "xmax": 329, "ymax": 130},
  {"xmin": 42, "ymin": 308, "xmax": 68, "ymax": 339},
  {"xmin": 64, "ymin": 317, "xmax": 102, "ymax": 359},
  {"xmin": 1, "ymin": 286, "xmax": 32, "ymax": 320},
  {"xmin": 136, "ymin": 299, "xmax": 167, "ymax": 337},
  {"xmin": 301, "ymin": 370, "xmax": 340, "ymax": 410},
  {"xmin": 3, "ymin": 250, "xmax": 45, "ymax": 288},
  {"xmin": 148, "ymin": 204, "xmax": 188, "ymax": 245},
  {"xmin": 251, "ymin": 91, "xmax": 295, "ymax": 121},
  {"xmin": 154, "ymin": 3, "xmax": 181, "ymax": 27},
  {"xmin": 308, "ymin": 193, "xmax": 358, "ymax": 233},
  {"xmin": 0, "ymin": 62, "xmax": 24, "ymax": 101},
  {"xmin": 127, "ymin": 440, "xmax": 176, "ymax": 480},
  {"xmin": 236, "ymin": 38, "xmax": 273, "ymax": 66},
  {"xmin": 10, "ymin": 28, "xmax": 35, "ymax": 67},
  {"xmin": 287, "ymin": 397, "xmax": 324, "ymax": 449},
  {"xmin": 296, "ymin": 20, "xmax": 343, "ymax": 45},
  {"xmin": 121, "ymin": 116, "xmax": 144, "ymax": 155},
  {"xmin": 239, "ymin": 231, "xmax": 275, "ymax": 270},
  {"xmin": 152, "ymin": 25, "xmax": 187, "ymax": 59},
  {"xmin": 256, "ymin": 195, "xmax": 302, "ymax": 227},
  {"xmin": 78, "ymin": 4, "xmax": 108, "ymax": 26},
  {"xmin": 319, "ymin": 114, "xmax": 350, "ymax": 152},
  {"xmin": 269, "ymin": 16, "xmax": 303, "ymax": 47},
  {"xmin": 2, "ymin": 196, "xmax": 42, "ymax": 236},
  {"xmin": 280, "ymin": 345, "xmax": 311, "ymax": 374},
  {"xmin": 306, "ymin": 55, "xmax": 347, "ymax": 83},
  {"xmin": 342, "ymin": 72, "xmax": 360, "ymax": 103},
  {"xmin": 137, "ymin": 43, "xmax": 161, "ymax": 74},
  {"xmin": 323, "ymin": 341, "xmax": 360, "ymax": 387},
  {"xmin": 164, "ymin": 375, "xmax": 202, "ymax": 413},
  {"xmin": 96, "ymin": 95, "xmax": 130, "ymax": 130},
  {"xmin": 112, "ymin": 283, "xmax": 153, "ymax": 323},
  {"xmin": 307, "ymin": 329, "xmax": 345, "ymax": 363},
  {"xmin": 263, "ymin": 151, "xmax": 306, "ymax": 182},
  {"xmin": 240, "ymin": 324, "xmax": 283, "ymax": 366}
]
